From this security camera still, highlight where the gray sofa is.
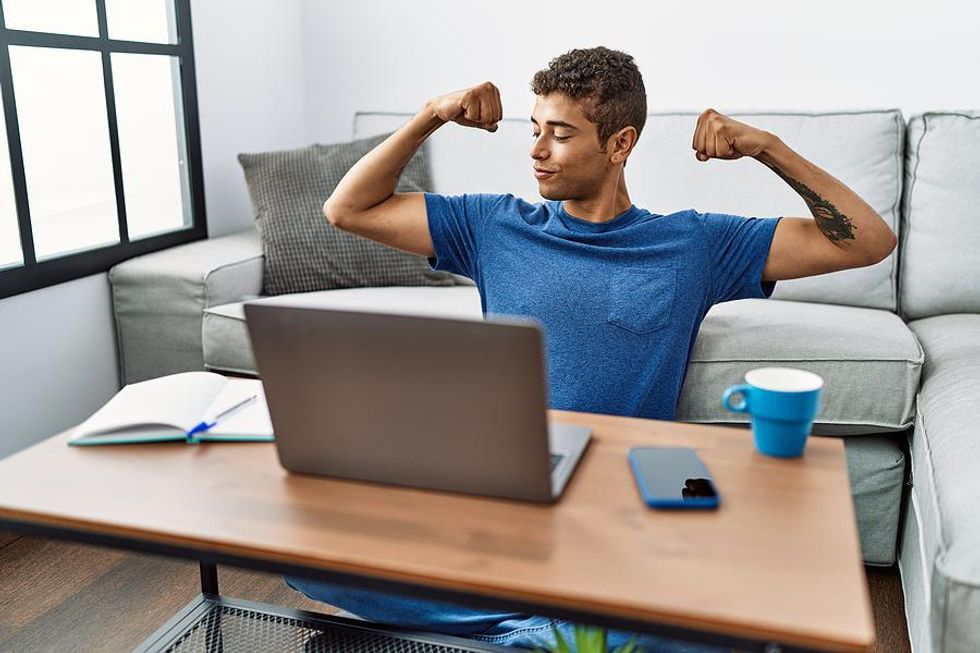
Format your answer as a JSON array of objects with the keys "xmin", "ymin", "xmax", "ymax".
[{"xmin": 109, "ymin": 109, "xmax": 980, "ymax": 653}]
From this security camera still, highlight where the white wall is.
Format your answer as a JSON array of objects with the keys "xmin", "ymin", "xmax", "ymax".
[
  {"xmin": 302, "ymin": 0, "xmax": 980, "ymax": 143},
  {"xmin": 193, "ymin": 0, "xmax": 308, "ymax": 236},
  {"xmin": 0, "ymin": 0, "xmax": 308, "ymax": 458},
  {"xmin": 0, "ymin": 274, "xmax": 118, "ymax": 457}
]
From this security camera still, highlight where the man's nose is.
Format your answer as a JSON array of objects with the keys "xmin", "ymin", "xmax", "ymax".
[{"xmin": 529, "ymin": 135, "xmax": 548, "ymax": 160}]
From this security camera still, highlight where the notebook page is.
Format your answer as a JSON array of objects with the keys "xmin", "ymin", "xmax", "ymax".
[
  {"xmin": 69, "ymin": 424, "xmax": 186, "ymax": 443},
  {"xmin": 74, "ymin": 372, "xmax": 227, "ymax": 437},
  {"xmin": 202, "ymin": 378, "xmax": 273, "ymax": 438}
]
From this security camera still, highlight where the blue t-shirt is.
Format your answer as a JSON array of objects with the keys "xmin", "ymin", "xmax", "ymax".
[{"xmin": 425, "ymin": 193, "xmax": 781, "ymax": 421}]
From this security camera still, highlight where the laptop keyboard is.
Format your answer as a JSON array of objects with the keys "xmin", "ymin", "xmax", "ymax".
[{"xmin": 550, "ymin": 453, "xmax": 565, "ymax": 472}]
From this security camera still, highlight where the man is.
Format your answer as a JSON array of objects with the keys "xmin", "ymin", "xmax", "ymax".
[{"xmin": 287, "ymin": 47, "xmax": 896, "ymax": 651}]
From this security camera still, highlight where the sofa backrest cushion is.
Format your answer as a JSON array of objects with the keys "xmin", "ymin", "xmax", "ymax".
[
  {"xmin": 900, "ymin": 112, "xmax": 980, "ymax": 319},
  {"xmin": 355, "ymin": 110, "xmax": 903, "ymax": 311},
  {"xmin": 239, "ymin": 135, "xmax": 456, "ymax": 295}
]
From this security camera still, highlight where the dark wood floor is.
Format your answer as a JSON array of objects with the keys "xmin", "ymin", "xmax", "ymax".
[
  {"xmin": 865, "ymin": 565, "xmax": 912, "ymax": 653},
  {"xmin": 0, "ymin": 532, "xmax": 910, "ymax": 652}
]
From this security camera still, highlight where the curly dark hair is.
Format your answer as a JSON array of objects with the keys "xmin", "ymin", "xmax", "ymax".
[{"xmin": 530, "ymin": 46, "xmax": 647, "ymax": 149}]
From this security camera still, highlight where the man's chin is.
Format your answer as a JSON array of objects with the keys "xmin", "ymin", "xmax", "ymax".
[{"xmin": 537, "ymin": 185, "xmax": 568, "ymax": 201}]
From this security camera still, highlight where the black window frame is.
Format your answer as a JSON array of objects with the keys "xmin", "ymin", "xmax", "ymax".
[{"xmin": 0, "ymin": 0, "xmax": 206, "ymax": 300}]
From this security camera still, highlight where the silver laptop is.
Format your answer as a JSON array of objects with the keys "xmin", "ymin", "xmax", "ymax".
[{"xmin": 244, "ymin": 303, "xmax": 591, "ymax": 503}]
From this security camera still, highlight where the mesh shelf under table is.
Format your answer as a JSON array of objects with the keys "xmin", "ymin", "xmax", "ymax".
[{"xmin": 136, "ymin": 595, "xmax": 511, "ymax": 653}]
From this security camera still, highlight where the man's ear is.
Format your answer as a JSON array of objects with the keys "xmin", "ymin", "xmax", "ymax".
[{"xmin": 609, "ymin": 126, "xmax": 639, "ymax": 166}]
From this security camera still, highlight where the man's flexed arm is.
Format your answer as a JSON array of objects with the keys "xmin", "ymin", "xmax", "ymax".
[
  {"xmin": 324, "ymin": 83, "xmax": 503, "ymax": 257},
  {"xmin": 691, "ymin": 109, "xmax": 898, "ymax": 281}
]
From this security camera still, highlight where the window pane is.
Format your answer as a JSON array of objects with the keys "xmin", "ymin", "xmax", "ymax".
[
  {"xmin": 10, "ymin": 46, "xmax": 118, "ymax": 259},
  {"xmin": 0, "ymin": 92, "xmax": 23, "ymax": 269},
  {"xmin": 2, "ymin": 0, "xmax": 98, "ymax": 37},
  {"xmin": 112, "ymin": 53, "xmax": 190, "ymax": 239},
  {"xmin": 105, "ymin": 0, "xmax": 178, "ymax": 44}
]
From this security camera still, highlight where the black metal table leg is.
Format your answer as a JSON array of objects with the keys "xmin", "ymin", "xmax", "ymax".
[
  {"xmin": 199, "ymin": 563, "xmax": 223, "ymax": 652},
  {"xmin": 200, "ymin": 562, "xmax": 219, "ymax": 596}
]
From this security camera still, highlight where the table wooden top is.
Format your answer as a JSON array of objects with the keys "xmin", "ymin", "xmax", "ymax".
[{"xmin": 0, "ymin": 411, "xmax": 873, "ymax": 652}]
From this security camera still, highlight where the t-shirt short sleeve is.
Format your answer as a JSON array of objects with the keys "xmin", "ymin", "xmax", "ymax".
[
  {"xmin": 424, "ymin": 193, "xmax": 505, "ymax": 281},
  {"xmin": 698, "ymin": 212, "xmax": 782, "ymax": 304}
]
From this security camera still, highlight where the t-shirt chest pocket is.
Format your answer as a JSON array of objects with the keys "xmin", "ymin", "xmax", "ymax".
[{"xmin": 606, "ymin": 267, "xmax": 677, "ymax": 334}]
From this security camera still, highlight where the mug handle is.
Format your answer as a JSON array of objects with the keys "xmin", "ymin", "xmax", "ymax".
[{"xmin": 722, "ymin": 384, "xmax": 752, "ymax": 413}]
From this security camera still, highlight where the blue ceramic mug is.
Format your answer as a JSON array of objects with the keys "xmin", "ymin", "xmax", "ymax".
[{"xmin": 722, "ymin": 367, "xmax": 823, "ymax": 458}]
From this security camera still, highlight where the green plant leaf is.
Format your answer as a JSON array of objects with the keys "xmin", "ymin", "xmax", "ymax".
[
  {"xmin": 573, "ymin": 624, "xmax": 591, "ymax": 652},
  {"xmin": 552, "ymin": 624, "xmax": 574, "ymax": 653},
  {"xmin": 534, "ymin": 624, "xmax": 643, "ymax": 653}
]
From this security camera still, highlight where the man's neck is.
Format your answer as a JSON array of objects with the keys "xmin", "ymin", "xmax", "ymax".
[{"xmin": 561, "ymin": 171, "xmax": 633, "ymax": 223}]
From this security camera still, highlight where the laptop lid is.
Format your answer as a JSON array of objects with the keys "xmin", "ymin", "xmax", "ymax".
[{"xmin": 244, "ymin": 303, "xmax": 558, "ymax": 502}]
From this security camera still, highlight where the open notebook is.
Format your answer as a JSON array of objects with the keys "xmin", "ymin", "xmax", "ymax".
[{"xmin": 69, "ymin": 372, "xmax": 273, "ymax": 445}]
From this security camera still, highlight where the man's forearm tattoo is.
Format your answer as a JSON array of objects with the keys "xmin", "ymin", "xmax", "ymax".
[{"xmin": 763, "ymin": 161, "xmax": 857, "ymax": 242}]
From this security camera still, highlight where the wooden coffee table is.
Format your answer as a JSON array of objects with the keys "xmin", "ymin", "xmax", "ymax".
[{"xmin": 0, "ymin": 410, "xmax": 874, "ymax": 652}]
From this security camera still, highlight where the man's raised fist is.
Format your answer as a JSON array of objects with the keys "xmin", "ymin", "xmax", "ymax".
[{"xmin": 428, "ymin": 82, "xmax": 503, "ymax": 132}]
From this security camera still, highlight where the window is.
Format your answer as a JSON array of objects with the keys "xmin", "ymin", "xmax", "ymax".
[{"xmin": 0, "ymin": 0, "xmax": 205, "ymax": 298}]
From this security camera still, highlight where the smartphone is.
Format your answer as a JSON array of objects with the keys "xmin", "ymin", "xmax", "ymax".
[{"xmin": 628, "ymin": 447, "xmax": 720, "ymax": 509}]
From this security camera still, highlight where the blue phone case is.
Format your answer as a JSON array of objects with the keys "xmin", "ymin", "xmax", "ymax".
[{"xmin": 628, "ymin": 447, "xmax": 720, "ymax": 509}]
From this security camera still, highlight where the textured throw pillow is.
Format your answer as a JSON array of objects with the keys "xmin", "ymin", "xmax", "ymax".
[{"xmin": 238, "ymin": 133, "xmax": 456, "ymax": 295}]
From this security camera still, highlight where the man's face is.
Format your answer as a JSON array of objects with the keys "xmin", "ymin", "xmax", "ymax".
[{"xmin": 530, "ymin": 93, "xmax": 611, "ymax": 201}]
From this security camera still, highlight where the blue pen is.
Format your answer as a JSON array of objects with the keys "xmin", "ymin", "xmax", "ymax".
[{"xmin": 186, "ymin": 394, "xmax": 258, "ymax": 442}]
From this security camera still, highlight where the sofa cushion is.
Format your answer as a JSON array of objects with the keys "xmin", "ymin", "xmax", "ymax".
[
  {"xmin": 206, "ymin": 287, "xmax": 920, "ymax": 435},
  {"xmin": 900, "ymin": 112, "xmax": 980, "ymax": 320},
  {"xmin": 901, "ymin": 314, "xmax": 980, "ymax": 653},
  {"xmin": 238, "ymin": 134, "xmax": 456, "ymax": 296},
  {"xmin": 677, "ymin": 298, "xmax": 922, "ymax": 434},
  {"xmin": 355, "ymin": 110, "xmax": 903, "ymax": 311}
]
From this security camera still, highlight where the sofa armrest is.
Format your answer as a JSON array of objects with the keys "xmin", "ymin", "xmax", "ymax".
[{"xmin": 110, "ymin": 229, "xmax": 264, "ymax": 384}]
